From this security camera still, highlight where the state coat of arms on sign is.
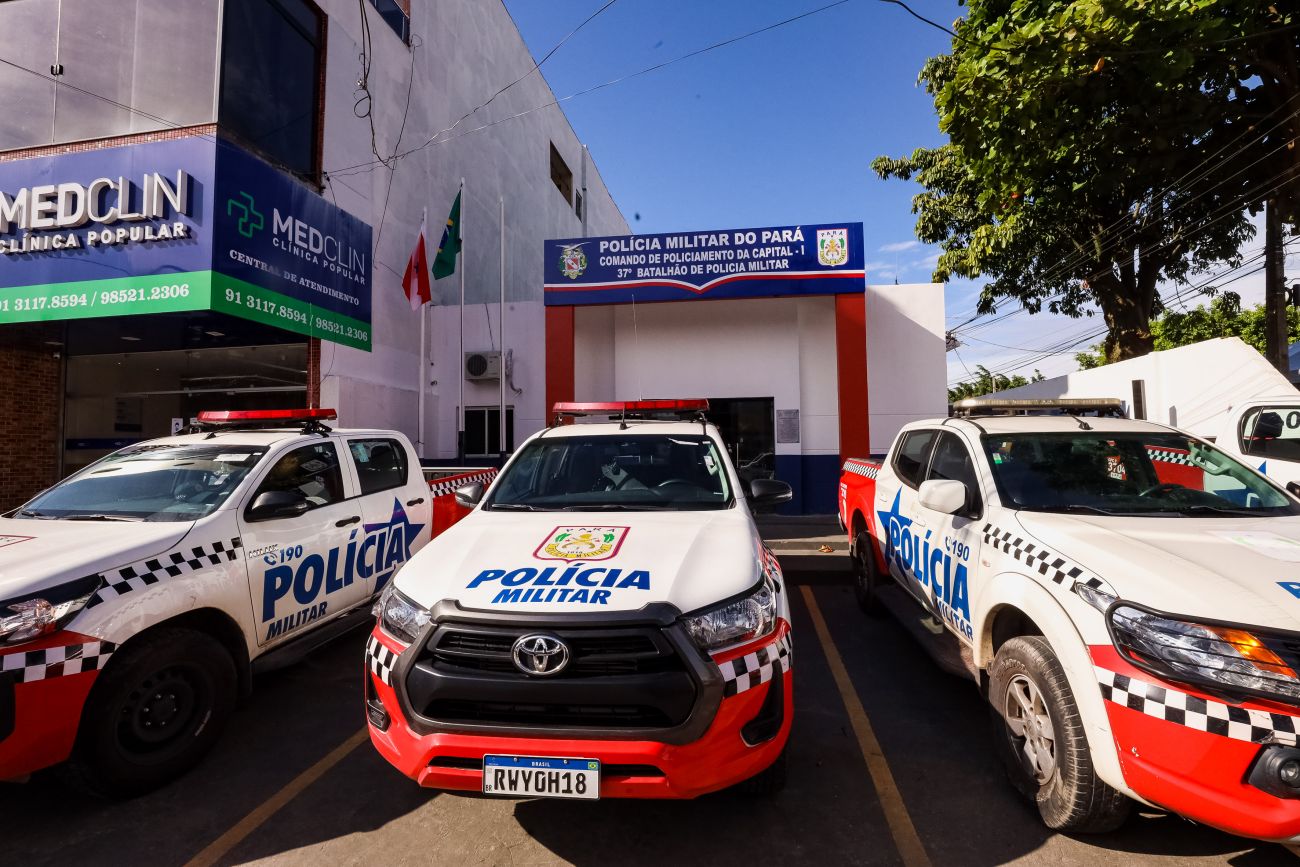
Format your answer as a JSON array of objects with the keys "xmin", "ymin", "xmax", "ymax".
[
  {"xmin": 558, "ymin": 244, "xmax": 588, "ymax": 280},
  {"xmin": 534, "ymin": 526, "xmax": 629, "ymax": 562},
  {"xmin": 816, "ymin": 228, "xmax": 849, "ymax": 267}
]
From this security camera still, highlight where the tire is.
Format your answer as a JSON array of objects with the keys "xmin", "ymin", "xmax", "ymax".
[
  {"xmin": 852, "ymin": 530, "xmax": 886, "ymax": 616},
  {"xmin": 987, "ymin": 636, "xmax": 1130, "ymax": 834},
  {"xmin": 63, "ymin": 627, "xmax": 237, "ymax": 798},
  {"xmin": 738, "ymin": 747, "xmax": 787, "ymax": 796}
]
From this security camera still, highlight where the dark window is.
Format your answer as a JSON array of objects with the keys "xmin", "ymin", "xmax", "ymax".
[
  {"xmin": 1240, "ymin": 406, "xmax": 1300, "ymax": 462},
  {"xmin": 367, "ymin": 0, "xmax": 410, "ymax": 43},
  {"xmin": 348, "ymin": 438, "xmax": 409, "ymax": 495},
  {"xmin": 219, "ymin": 0, "xmax": 323, "ymax": 180},
  {"xmin": 574, "ymin": 189, "xmax": 585, "ymax": 221},
  {"xmin": 893, "ymin": 429, "xmax": 937, "ymax": 489},
  {"xmin": 252, "ymin": 442, "xmax": 344, "ymax": 510},
  {"xmin": 926, "ymin": 432, "xmax": 982, "ymax": 517},
  {"xmin": 550, "ymin": 143, "xmax": 573, "ymax": 204},
  {"xmin": 465, "ymin": 407, "xmax": 515, "ymax": 457}
]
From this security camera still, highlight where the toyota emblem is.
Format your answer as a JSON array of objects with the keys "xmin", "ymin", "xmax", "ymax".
[{"xmin": 511, "ymin": 634, "xmax": 570, "ymax": 676}]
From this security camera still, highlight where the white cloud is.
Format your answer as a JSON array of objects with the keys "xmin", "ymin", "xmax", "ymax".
[{"xmin": 879, "ymin": 240, "xmax": 921, "ymax": 253}]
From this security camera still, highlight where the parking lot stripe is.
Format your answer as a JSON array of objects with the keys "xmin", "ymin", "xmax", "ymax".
[
  {"xmin": 800, "ymin": 585, "xmax": 932, "ymax": 867},
  {"xmin": 184, "ymin": 727, "xmax": 369, "ymax": 867}
]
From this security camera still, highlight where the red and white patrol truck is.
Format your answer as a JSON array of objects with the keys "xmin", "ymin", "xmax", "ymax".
[
  {"xmin": 840, "ymin": 399, "xmax": 1300, "ymax": 842},
  {"xmin": 366, "ymin": 400, "xmax": 794, "ymax": 800},
  {"xmin": 0, "ymin": 409, "xmax": 435, "ymax": 795}
]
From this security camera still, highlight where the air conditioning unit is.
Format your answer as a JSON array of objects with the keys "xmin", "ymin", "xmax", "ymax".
[{"xmin": 464, "ymin": 351, "xmax": 501, "ymax": 380}]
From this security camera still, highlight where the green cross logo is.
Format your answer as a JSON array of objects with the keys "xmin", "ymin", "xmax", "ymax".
[{"xmin": 227, "ymin": 191, "xmax": 264, "ymax": 239}]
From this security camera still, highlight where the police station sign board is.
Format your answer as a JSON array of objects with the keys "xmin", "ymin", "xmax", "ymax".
[
  {"xmin": 0, "ymin": 137, "xmax": 372, "ymax": 349},
  {"xmin": 543, "ymin": 222, "xmax": 864, "ymax": 306}
]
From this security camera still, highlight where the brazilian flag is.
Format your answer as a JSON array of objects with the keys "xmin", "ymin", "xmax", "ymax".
[{"xmin": 432, "ymin": 190, "xmax": 462, "ymax": 280}]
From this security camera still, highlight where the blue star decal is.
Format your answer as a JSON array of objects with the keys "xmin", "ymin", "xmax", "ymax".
[
  {"xmin": 366, "ymin": 499, "xmax": 426, "ymax": 592},
  {"xmin": 876, "ymin": 489, "xmax": 912, "ymax": 573}
]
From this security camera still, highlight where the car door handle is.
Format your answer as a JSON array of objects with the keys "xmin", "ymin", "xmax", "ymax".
[
  {"xmin": 406, "ymin": 497, "xmax": 425, "ymax": 506},
  {"xmin": 335, "ymin": 515, "xmax": 361, "ymax": 527}
]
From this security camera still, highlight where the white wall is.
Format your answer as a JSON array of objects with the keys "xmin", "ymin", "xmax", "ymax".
[
  {"xmin": 573, "ymin": 296, "xmax": 840, "ymax": 457},
  {"xmin": 994, "ymin": 337, "xmax": 1299, "ymax": 435},
  {"xmin": 314, "ymin": 0, "xmax": 629, "ymax": 455},
  {"xmin": 865, "ymin": 283, "xmax": 946, "ymax": 454}
]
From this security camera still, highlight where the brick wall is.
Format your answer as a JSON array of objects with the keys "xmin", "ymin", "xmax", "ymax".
[
  {"xmin": 0, "ymin": 326, "xmax": 62, "ymax": 509},
  {"xmin": 307, "ymin": 337, "xmax": 321, "ymax": 408}
]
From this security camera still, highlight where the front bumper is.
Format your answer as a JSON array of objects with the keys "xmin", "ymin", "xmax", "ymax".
[
  {"xmin": 0, "ymin": 631, "xmax": 113, "ymax": 780},
  {"xmin": 366, "ymin": 619, "xmax": 793, "ymax": 799},
  {"xmin": 1092, "ymin": 645, "xmax": 1300, "ymax": 841}
]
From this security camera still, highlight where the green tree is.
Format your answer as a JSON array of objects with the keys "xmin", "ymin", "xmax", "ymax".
[
  {"xmin": 875, "ymin": 1, "xmax": 1298, "ymax": 364},
  {"xmin": 949, "ymin": 366, "xmax": 1045, "ymax": 403},
  {"xmin": 1074, "ymin": 291, "xmax": 1300, "ymax": 368}
]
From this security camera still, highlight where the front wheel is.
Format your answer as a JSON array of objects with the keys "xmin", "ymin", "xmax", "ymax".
[
  {"xmin": 64, "ymin": 627, "xmax": 237, "ymax": 798},
  {"xmin": 987, "ymin": 636, "xmax": 1129, "ymax": 833}
]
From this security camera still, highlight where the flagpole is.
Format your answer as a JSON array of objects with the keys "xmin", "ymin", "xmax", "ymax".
[
  {"xmin": 457, "ymin": 178, "xmax": 466, "ymax": 464},
  {"xmin": 499, "ymin": 194, "xmax": 506, "ymax": 460},
  {"xmin": 417, "ymin": 208, "xmax": 427, "ymax": 458}
]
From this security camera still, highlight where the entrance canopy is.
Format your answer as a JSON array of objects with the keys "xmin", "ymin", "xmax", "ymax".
[{"xmin": 0, "ymin": 136, "xmax": 372, "ymax": 349}]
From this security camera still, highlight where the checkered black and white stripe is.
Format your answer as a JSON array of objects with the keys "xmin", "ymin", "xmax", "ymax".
[
  {"xmin": 1146, "ymin": 447, "xmax": 1195, "ymax": 466},
  {"xmin": 86, "ymin": 537, "xmax": 243, "ymax": 608},
  {"xmin": 1096, "ymin": 666, "xmax": 1300, "ymax": 746},
  {"xmin": 842, "ymin": 460, "xmax": 881, "ymax": 480},
  {"xmin": 982, "ymin": 524, "xmax": 1112, "ymax": 594},
  {"xmin": 367, "ymin": 635, "xmax": 398, "ymax": 686},
  {"xmin": 429, "ymin": 469, "xmax": 498, "ymax": 499},
  {"xmin": 719, "ymin": 633, "xmax": 792, "ymax": 698},
  {"xmin": 1, "ymin": 639, "xmax": 117, "ymax": 683}
]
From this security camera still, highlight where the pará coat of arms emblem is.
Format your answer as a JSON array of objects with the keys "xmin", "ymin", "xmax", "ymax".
[
  {"xmin": 534, "ymin": 526, "xmax": 629, "ymax": 562},
  {"xmin": 816, "ymin": 228, "xmax": 849, "ymax": 267},
  {"xmin": 559, "ymin": 244, "xmax": 588, "ymax": 280}
]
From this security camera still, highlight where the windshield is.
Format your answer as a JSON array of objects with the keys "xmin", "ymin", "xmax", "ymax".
[
  {"xmin": 19, "ymin": 444, "xmax": 267, "ymax": 522},
  {"xmin": 486, "ymin": 433, "xmax": 733, "ymax": 511},
  {"xmin": 982, "ymin": 432, "xmax": 1299, "ymax": 516}
]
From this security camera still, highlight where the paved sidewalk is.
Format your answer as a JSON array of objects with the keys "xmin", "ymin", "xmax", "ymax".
[{"xmin": 757, "ymin": 515, "xmax": 850, "ymax": 578}]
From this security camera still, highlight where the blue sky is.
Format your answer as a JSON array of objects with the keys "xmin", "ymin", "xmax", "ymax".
[{"xmin": 501, "ymin": 0, "xmax": 1288, "ymax": 387}]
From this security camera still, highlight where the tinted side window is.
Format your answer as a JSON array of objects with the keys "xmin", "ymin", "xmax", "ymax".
[
  {"xmin": 253, "ymin": 442, "xmax": 344, "ymax": 509},
  {"xmin": 893, "ymin": 430, "xmax": 938, "ymax": 488},
  {"xmin": 348, "ymin": 439, "xmax": 409, "ymax": 496},
  {"xmin": 1240, "ymin": 407, "xmax": 1300, "ymax": 462},
  {"xmin": 926, "ymin": 432, "xmax": 983, "ymax": 517}
]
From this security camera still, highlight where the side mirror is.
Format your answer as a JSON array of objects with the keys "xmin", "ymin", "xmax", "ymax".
[
  {"xmin": 247, "ymin": 489, "xmax": 309, "ymax": 520},
  {"xmin": 748, "ymin": 478, "xmax": 793, "ymax": 513},
  {"xmin": 918, "ymin": 479, "xmax": 968, "ymax": 515},
  {"xmin": 454, "ymin": 483, "xmax": 484, "ymax": 509},
  {"xmin": 1287, "ymin": 481, "xmax": 1300, "ymax": 499}
]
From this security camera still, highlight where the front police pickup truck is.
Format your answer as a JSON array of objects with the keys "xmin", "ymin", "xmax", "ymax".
[
  {"xmin": 0, "ymin": 408, "xmax": 432, "ymax": 795},
  {"xmin": 367, "ymin": 400, "xmax": 794, "ymax": 800},
  {"xmin": 839, "ymin": 398, "xmax": 1300, "ymax": 842}
]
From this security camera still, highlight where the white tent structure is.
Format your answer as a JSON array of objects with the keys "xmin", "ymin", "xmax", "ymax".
[{"xmin": 992, "ymin": 337, "xmax": 1298, "ymax": 437}]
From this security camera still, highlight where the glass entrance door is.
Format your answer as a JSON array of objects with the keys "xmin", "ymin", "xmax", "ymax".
[{"xmin": 707, "ymin": 397, "xmax": 775, "ymax": 485}]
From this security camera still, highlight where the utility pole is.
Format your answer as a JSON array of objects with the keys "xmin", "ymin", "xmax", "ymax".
[{"xmin": 1265, "ymin": 198, "xmax": 1289, "ymax": 374}]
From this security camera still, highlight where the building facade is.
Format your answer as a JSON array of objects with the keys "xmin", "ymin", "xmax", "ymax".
[{"xmin": 0, "ymin": 0, "xmax": 629, "ymax": 507}]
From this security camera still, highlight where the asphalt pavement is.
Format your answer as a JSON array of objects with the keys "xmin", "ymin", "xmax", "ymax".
[{"xmin": 4, "ymin": 566, "xmax": 1297, "ymax": 867}]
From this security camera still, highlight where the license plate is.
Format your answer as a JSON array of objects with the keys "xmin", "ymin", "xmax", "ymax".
[{"xmin": 482, "ymin": 754, "xmax": 600, "ymax": 800}]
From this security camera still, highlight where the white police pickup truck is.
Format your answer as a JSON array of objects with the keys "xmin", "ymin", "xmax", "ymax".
[
  {"xmin": 839, "ymin": 399, "xmax": 1300, "ymax": 842},
  {"xmin": 366, "ymin": 400, "xmax": 795, "ymax": 800},
  {"xmin": 0, "ymin": 408, "xmax": 432, "ymax": 795}
]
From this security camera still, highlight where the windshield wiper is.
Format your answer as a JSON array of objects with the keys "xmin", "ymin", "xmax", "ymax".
[
  {"xmin": 61, "ymin": 513, "xmax": 145, "ymax": 522},
  {"xmin": 17, "ymin": 509, "xmax": 53, "ymax": 519},
  {"xmin": 561, "ymin": 503, "xmax": 670, "ymax": 511},
  {"xmin": 1175, "ymin": 504, "xmax": 1263, "ymax": 517},
  {"xmin": 1040, "ymin": 504, "xmax": 1123, "ymax": 516},
  {"xmin": 488, "ymin": 503, "xmax": 554, "ymax": 512}
]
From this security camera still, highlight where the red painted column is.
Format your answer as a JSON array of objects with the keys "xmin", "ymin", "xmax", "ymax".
[
  {"xmin": 835, "ymin": 292, "xmax": 870, "ymax": 459},
  {"xmin": 545, "ymin": 306, "xmax": 575, "ymax": 425}
]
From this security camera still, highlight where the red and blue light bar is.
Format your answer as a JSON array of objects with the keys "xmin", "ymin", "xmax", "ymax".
[
  {"xmin": 196, "ymin": 408, "xmax": 338, "ymax": 424},
  {"xmin": 551, "ymin": 399, "xmax": 709, "ymax": 416}
]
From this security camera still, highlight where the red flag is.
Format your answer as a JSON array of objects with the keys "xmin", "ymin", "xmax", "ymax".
[{"xmin": 402, "ymin": 211, "xmax": 432, "ymax": 310}]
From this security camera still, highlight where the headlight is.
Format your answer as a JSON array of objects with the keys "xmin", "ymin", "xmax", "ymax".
[
  {"xmin": 0, "ymin": 575, "xmax": 100, "ymax": 645},
  {"xmin": 682, "ymin": 574, "xmax": 777, "ymax": 652},
  {"xmin": 374, "ymin": 582, "xmax": 431, "ymax": 644},
  {"xmin": 1108, "ymin": 602, "xmax": 1300, "ymax": 704}
]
